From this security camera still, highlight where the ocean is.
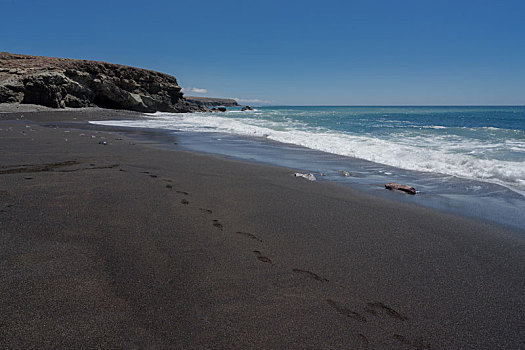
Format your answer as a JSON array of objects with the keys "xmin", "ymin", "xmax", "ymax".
[{"xmin": 92, "ymin": 106, "xmax": 525, "ymax": 231}]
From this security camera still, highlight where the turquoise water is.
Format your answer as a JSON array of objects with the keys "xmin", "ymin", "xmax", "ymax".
[{"xmin": 92, "ymin": 106, "xmax": 525, "ymax": 230}]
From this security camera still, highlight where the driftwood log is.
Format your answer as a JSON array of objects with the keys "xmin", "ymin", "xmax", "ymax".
[{"xmin": 385, "ymin": 182, "xmax": 416, "ymax": 195}]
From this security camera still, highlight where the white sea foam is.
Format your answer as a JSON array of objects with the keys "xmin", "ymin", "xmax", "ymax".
[
  {"xmin": 420, "ymin": 125, "xmax": 447, "ymax": 129},
  {"xmin": 91, "ymin": 111, "xmax": 525, "ymax": 194}
]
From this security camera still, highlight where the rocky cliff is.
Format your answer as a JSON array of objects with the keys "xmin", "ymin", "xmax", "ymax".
[
  {"xmin": 185, "ymin": 96, "xmax": 239, "ymax": 107},
  {"xmin": 0, "ymin": 52, "xmax": 207, "ymax": 113}
]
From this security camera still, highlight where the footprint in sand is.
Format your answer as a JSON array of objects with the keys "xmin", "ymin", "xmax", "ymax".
[
  {"xmin": 292, "ymin": 268, "xmax": 328, "ymax": 282},
  {"xmin": 326, "ymin": 299, "xmax": 367, "ymax": 322},
  {"xmin": 149, "ymin": 174, "xmax": 158, "ymax": 178},
  {"xmin": 212, "ymin": 220, "xmax": 223, "ymax": 230},
  {"xmin": 365, "ymin": 302, "xmax": 407, "ymax": 321},
  {"xmin": 0, "ymin": 161, "xmax": 80, "ymax": 174},
  {"xmin": 252, "ymin": 250, "xmax": 272, "ymax": 263},
  {"xmin": 161, "ymin": 179, "xmax": 176, "ymax": 190},
  {"xmin": 199, "ymin": 208, "xmax": 213, "ymax": 214},
  {"xmin": 181, "ymin": 199, "xmax": 189, "ymax": 205},
  {"xmin": 176, "ymin": 190, "xmax": 189, "ymax": 195},
  {"xmin": 364, "ymin": 304, "xmax": 424, "ymax": 348},
  {"xmin": 236, "ymin": 231, "xmax": 262, "ymax": 242}
]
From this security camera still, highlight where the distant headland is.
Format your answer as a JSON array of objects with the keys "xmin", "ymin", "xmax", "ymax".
[
  {"xmin": 0, "ymin": 52, "xmax": 239, "ymax": 113},
  {"xmin": 184, "ymin": 96, "xmax": 239, "ymax": 107}
]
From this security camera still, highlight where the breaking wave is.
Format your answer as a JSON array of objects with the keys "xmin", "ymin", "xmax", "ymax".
[{"xmin": 91, "ymin": 108, "xmax": 525, "ymax": 195}]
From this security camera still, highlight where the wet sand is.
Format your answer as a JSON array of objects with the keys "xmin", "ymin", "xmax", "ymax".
[{"xmin": 1, "ymin": 106, "xmax": 524, "ymax": 349}]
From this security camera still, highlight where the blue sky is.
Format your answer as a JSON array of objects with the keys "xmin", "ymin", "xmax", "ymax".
[{"xmin": 1, "ymin": 0, "xmax": 524, "ymax": 105}]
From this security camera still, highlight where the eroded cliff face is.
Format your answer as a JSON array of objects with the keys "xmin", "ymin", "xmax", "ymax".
[{"xmin": 0, "ymin": 52, "xmax": 207, "ymax": 113}]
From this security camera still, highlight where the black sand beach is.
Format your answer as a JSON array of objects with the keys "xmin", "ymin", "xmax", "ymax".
[{"xmin": 1, "ymin": 106, "xmax": 524, "ymax": 349}]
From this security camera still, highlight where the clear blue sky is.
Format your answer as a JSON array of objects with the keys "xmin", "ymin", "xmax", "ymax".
[{"xmin": 1, "ymin": 0, "xmax": 524, "ymax": 105}]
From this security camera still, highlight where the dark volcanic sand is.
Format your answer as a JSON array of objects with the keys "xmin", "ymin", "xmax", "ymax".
[{"xmin": 1, "ymin": 106, "xmax": 524, "ymax": 349}]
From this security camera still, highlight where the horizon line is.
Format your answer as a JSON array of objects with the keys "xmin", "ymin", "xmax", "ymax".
[{"xmin": 241, "ymin": 104, "xmax": 525, "ymax": 107}]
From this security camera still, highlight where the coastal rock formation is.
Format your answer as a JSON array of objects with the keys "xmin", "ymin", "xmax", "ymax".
[
  {"xmin": 185, "ymin": 96, "xmax": 239, "ymax": 107},
  {"xmin": 385, "ymin": 182, "xmax": 417, "ymax": 195},
  {"xmin": 241, "ymin": 105, "xmax": 253, "ymax": 111},
  {"xmin": 0, "ymin": 52, "xmax": 207, "ymax": 113}
]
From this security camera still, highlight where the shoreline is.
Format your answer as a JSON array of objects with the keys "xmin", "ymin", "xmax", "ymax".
[
  {"xmin": 1, "ymin": 106, "xmax": 524, "ymax": 348},
  {"xmin": 8, "ymin": 106, "xmax": 524, "ymax": 231},
  {"xmin": 9, "ymin": 104, "xmax": 520, "ymax": 233},
  {"xmin": 165, "ymin": 129, "xmax": 525, "ymax": 232},
  {"xmin": 87, "ymin": 106, "xmax": 525, "ymax": 232}
]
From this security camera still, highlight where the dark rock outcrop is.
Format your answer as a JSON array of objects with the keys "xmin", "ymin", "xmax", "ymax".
[
  {"xmin": 185, "ymin": 96, "xmax": 239, "ymax": 107},
  {"xmin": 211, "ymin": 107, "xmax": 227, "ymax": 112},
  {"xmin": 241, "ymin": 105, "xmax": 253, "ymax": 111},
  {"xmin": 0, "ymin": 52, "xmax": 207, "ymax": 113}
]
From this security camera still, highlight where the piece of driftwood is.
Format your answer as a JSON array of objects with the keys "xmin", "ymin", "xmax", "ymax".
[{"xmin": 385, "ymin": 182, "xmax": 416, "ymax": 195}]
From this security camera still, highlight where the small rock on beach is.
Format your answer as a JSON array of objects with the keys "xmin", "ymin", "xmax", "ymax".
[{"xmin": 294, "ymin": 173, "xmax": 316, "ymax": 181}]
